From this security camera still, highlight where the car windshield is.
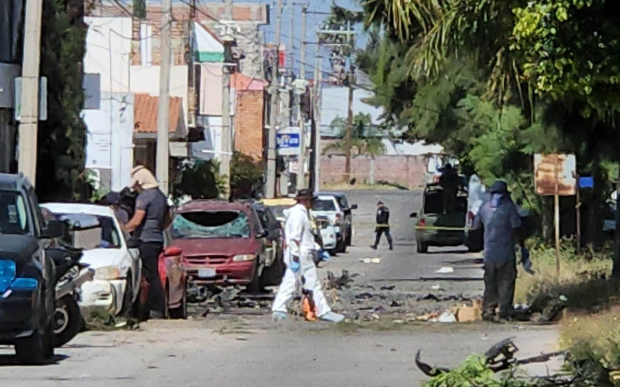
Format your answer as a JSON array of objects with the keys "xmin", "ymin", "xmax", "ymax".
[
  {"xmin": 0, "ymin": 190, "xmax": 30, "ymax": 235},
  {"xmin": 54, "ymin": 213, "xmax": 121, "ymax": 249},
  {"xmin": 172, "ymin": 211, "xmax": 251, "ymax": 239},
  {"xmin": 312, "ymin": 199, "xmax": 336, "ymax": 212},
  {"xmin": 267, "ymin": 205, "xmax": 294, "ymax": 219}
]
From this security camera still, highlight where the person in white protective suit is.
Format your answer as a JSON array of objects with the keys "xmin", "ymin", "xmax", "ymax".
[{"xmin": 272, "ymin": 189, "xmax": 345, "ymax": 323}]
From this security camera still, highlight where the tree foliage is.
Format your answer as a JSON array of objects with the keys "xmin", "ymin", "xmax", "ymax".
[
  {"xmin": 322, "ymin": 113, "xmax": 386, "ymax": 158},
  {"xmin": 37, "ymin": 0, "xmax": 89, "ymax": 201}
]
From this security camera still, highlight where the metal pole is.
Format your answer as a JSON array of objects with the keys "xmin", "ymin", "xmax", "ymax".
[
  {"xmin": 220, "ymin": 0, "xmax": 233, "ymax": 198},
  {"xmin": 296, "ymin": 6, "xmax": 308, "ymax": 189},
  {"xmin": 313, "ymin": 50, "xmax": 322, "ymax": 193},
  {"xmin": 300, "ymin": 4, "xmax": 307, "ymax": 79},
  {"xmin": 344, "ymin": 70, "xmax": 354, "ymax": 183},
  {"xmin": 18, "ymin": 0, "xmax": 44, "ymax": 185},
  {"xmin": 156, "ymin": 0, "xmax": 172, "ymax": 195},
  {"xmin": 554, "ymin": 154, "xmax": 561, "ymax": 276},
  {"xmin": 266, "ymin": 0, "xmax": 283, "ymax": 198},
  {"xmin": 289, "ymin": 1, "xmax": 294, "ymax": 75},
  {"xmin": 576, "ymin": 175, "xmax": 581, "ymax": 255}
]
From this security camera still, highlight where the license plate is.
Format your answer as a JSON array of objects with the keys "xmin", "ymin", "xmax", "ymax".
[{"xmin": 198, "ymin": 268, "xmax": 216, "ymax": 278}]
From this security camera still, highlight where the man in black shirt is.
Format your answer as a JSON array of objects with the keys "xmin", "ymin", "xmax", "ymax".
[{"xmin": 371, "ymin": 201, "xmax": 393, "ymax": 250}]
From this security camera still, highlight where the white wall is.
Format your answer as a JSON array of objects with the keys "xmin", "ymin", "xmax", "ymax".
[
  {"xmin": 130, "ymin": 65, "xmax": 189, "ymax": 126},
  {"xmin": 85, "ymin": 17, "xmax": 132, "ymax": 93},
  {"xmin": 83, "ymin": 92, "xmax": 134, "ymax": 191}
]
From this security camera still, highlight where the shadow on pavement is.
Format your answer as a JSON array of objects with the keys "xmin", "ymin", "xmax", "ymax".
[
  {"xmin": 374, "ymin": 277, "xmax": 484, "ymax": 282},
  {"xmin": 425, "ymin": 249, "xmax": 471, "ymax": 255},
  {"xmin": 0, "ymin": 354, "xmax": 69, "ymax": 367},
  {"xmin": 442, "ymin": 258, "xmax": 485, "ymax": 265}
]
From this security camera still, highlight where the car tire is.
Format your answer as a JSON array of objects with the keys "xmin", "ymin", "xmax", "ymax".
[
  {"xmin": 15, "ymin": 305, "xmax": 54, "ymax": 365},
  {"xmin": 120, "ymin": 274, "xmax": 138, "ymax": 318},
  {"xmin": 246, "ymin": 261, "xmax": 261, "ymax": 294},
  {"xmin": 260, "ymin": 255, "xmax": 284, "ymax": 287},
  {"xmin": 416, "ymin": 241, "xmax": 428, "ymax": 254},
  {"xmin": 168, "ymin": 285, "xmax": 188, "ymax": 320},
  {"xmin": 53, "ymin": 295, "xmax": 84, "ymax": 348},
  {"xmin": 345, "ymin": 227, "xmax": 353, "ymax": 246},
  {"xmin": 335, "ymin": 239, "xmax": 347, "ymax": 253}
]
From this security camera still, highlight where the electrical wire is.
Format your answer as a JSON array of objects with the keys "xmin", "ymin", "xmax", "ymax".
[{"xmin": 291, "ymin": 57, "xmax": 501, "ymax": 131}]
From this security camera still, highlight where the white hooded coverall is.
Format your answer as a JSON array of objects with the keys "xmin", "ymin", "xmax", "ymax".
[{"xmin": 272, "ymin": 203, "xmax": 331, "ymax": 317}]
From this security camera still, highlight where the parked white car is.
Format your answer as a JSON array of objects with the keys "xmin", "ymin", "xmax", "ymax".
[
  {"xmin": 314, "ymin": 215, "xmax": 337, "ymax": 251},
  {"xmin": 311, "ymin": 192, "xmax": 357, "ymax": 253},
  {"xmin": 41, "ymin": 203, "xmax": 142, "ymax": 316}
]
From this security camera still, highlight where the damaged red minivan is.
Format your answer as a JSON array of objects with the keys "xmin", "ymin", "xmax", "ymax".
[{"xmin": 170, "ymin": 200, "xmax": 279, "ymax": 298}]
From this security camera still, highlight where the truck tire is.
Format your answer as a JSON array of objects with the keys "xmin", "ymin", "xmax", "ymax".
[
  {"xmin": 416, "ymin": 241, "xmax": 428, "ymax": 254},
  {"xmin": 16, "ymin": 305, "xmax": 55, "ymax": 364}
]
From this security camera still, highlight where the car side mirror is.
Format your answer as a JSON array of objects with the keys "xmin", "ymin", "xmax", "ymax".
[
  {"xmin": 126, "ymin": 238, "xmax": 140, "ymax": 249},
  {"xmin": 410, "ymin": 212, "xmax": 418, "ymax": 218},
  {"xmin": 164, "ymin": 246, "xmax": 183, "ymax": 257},
  {"xmin": 350, "ymin": 204, "xmax": 358, "ymax": 210},
  {"xmin": 42, "ymin": 220, "xmax": 66, "ymax": 239}
]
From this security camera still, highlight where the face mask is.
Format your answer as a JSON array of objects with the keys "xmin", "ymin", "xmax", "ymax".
[{"xmin": 490, "ymin": 193, "xmax": 505, "ymax": 208}]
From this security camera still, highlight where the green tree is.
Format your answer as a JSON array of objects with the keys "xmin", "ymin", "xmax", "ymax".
[
  {"xmin": 322, "ymin": 113, "xmax": 386, "ymax": 158},
  {"xmin": 37, "ymin": 0, "xmax": 89, "ymax": 201}
]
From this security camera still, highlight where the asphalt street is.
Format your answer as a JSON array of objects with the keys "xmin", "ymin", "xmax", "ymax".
[{"xmin": 0, "ymin": 190, "xmax": 561, "ymax": 387}]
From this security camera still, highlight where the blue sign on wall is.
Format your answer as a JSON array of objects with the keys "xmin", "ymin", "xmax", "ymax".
[
  {"xmin": 578, "ymin": 176, "xmax": 594, "ymax": 188},
  {"xmin": 276, "ymin": 133, "xmax": 300, "ymax": 155}
]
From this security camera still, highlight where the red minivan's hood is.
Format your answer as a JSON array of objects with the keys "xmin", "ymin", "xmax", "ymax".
[{"xmin": 172, "ymin": 237, "xmax": 260, "ymax": 257}]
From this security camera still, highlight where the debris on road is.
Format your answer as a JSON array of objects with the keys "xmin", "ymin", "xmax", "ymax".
[
  {"xmin": 415, "ymin": 338, "xmax": 565, "ymax": 377},
  {"xmin": 361, "ymin": 258, "xmax": 382, "ymax": 264},
  {"xmin": 454, "ymin": 300, "xmax": 483, "ymax": 323},
  {"xmin": 435, "ymin": 266, "xmax": 455, "ymax": 274},
  {"xmin": 437, "ymin": 310, "xmax": 457, "ymax": 323},
  {"xmin": 326, "ymin": 270, "xmax": 355, "ymax": 290}
]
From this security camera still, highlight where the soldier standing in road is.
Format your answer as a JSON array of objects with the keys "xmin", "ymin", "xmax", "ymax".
[
  {"xmin": 472, "ymin": 181, "xmax": 531, "ymax": 321},
  {"xmin": 371, "ymin": 201, "xmax": 393, "ymax": 250}
]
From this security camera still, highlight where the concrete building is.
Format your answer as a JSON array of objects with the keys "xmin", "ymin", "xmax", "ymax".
[{"xmin": 83, "ymin": 16, "xmax": 189, "ymax": 189}]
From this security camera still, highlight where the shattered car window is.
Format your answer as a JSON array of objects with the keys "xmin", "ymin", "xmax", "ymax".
[
  {"xmin": 171, "ymin": 211, "xmax": 251, "ymax": 239},
  {"xmin": 312, "ymin": 199, "xmax": 337, "ymax": 212}
]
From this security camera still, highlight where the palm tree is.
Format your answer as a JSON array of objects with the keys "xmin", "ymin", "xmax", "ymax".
[
  {"xmin": 322, "ymin": 113, "xmax": 386, "ymax": 158},
  {"xmin": 363, "ymin": 0, "xmax": 521, "ymax": 104}
]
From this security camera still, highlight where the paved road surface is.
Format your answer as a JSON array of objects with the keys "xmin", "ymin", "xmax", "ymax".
[{"xmin": 0, "ymin": 190, "xmax": 560, "ymax": 387}]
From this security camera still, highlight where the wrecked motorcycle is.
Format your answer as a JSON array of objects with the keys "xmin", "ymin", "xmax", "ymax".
[
  {"xmin": 48, "ymin": 244, "xmax": 94, "ymax": 347},
  {"xmin": 415, "ymin": 338, "xmax": 565, "ymax": 377}
]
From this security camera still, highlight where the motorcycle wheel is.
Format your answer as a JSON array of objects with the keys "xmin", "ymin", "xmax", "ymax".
[{"xmin": 53, "ymin": 295, "xmax": 84, "ymax": 348}]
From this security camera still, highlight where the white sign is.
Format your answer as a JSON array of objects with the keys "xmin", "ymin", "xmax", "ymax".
[
  {"xmin": 14, "ymin": 77, "xmax": 48, "ymax": 121},
  {"xmin": 276, "ymin": 127, "xmax": 301, "ymax": 156},
  {"xmin": 289, "ymin": 158, "xmax": 299, "ymax": 174},
  {"xmin": 85, "ymin": 133, "xmax": 112, "ymax": 169}
]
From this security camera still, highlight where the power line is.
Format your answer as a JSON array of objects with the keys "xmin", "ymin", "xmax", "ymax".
[{"xmin": 291, "ymin": 57, "xmax": 501, "ymax": 131}]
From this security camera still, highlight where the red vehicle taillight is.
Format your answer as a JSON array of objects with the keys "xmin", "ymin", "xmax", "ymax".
[{"xmin": 418, "ymin": 218, "xmax": 426, "ymax": 228}]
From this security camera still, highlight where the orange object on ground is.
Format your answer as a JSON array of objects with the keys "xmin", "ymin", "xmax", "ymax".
[{"xmin": 302, "ymin": 293, "xmax": 318, "ymax": 321}]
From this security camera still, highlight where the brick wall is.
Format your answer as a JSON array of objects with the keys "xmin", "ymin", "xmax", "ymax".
[
  {"xmin": 234, "ymin": 90, "xmax": 264, "ymax": 159},
  {"xmin": 320, "ymin": 155, "xmax": 427, "ymax": 188}
]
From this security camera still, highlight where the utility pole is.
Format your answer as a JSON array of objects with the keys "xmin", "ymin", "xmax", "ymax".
[
  {"xmin": 156, "ymin": 0, "xmax": 172, "ymax": 195},
  {"xmin": 344, "ymin": 68, "xmax": 354, "ymax": 183},
  {"xmin": 313, "ymin": 46, "xmax": 322, "ymax": 193},
  {"xmin": 289, "ymin": 2, "xmax": 294, "ymax": 75},
  {"xmin": 300, "ymin": 4, "xmax": 307, "ymax": 79},
  {"xmin": 266, "ymin": 0, "xmax": 283, "ymax": 198},
  {"xmin": 220, "ymin": 0, "xmax": 233, "ymax": 198},
  {"xmin": 296, "ymin": 5, "xmax": 308, "ymax": 189},
  {"xmin": 18, "ymin": 0, "xmax": 44, "ymax": 185}
]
